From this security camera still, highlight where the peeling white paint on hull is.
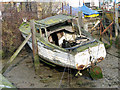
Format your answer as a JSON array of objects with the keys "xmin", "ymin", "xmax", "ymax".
[{"xmin": 22, "ymin": 34, "xmax": 106, "ymax": 70}]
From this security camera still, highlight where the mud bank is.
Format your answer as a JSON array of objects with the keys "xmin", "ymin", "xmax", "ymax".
[{"xmin": 2, "ymin": 45, "xmax": 119, "ymax": 88}]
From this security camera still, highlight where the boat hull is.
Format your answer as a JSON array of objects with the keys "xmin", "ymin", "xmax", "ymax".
[{"xmin": 22, "ymin": 34, "xmax": 106, "ymax": 70}]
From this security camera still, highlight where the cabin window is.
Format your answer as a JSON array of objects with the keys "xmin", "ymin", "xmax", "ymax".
[
  {"xmin": 41, "ymin": 28, "xmax": 46, "ymax": 37},
  {"xmin": 41, "ymin": 28, "xmax": 45, "ymax": 34},
  {"xmin": 51, "ymin": 32, "xmax": 59, "ymax": 46}
]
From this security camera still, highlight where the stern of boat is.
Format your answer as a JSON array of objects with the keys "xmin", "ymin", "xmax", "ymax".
[{"xmin": 75, "ymin": 43, "xmax": 106, "ymax": 70}]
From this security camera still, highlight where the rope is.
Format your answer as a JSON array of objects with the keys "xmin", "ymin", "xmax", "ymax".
[
  {"xmin": 67, "ymin": 50, "xmax": 70, "ymax": 87},
  {"xmin": 68, "ymin": 50, "xmax": 73, "ymax": 87},
  {"xmin": 58, "ymin": 66, "xmax": 67, "ymax": 88},
  {"xmin": 58, "ymin": 50, "xmax": 72, "ymax": 88}
]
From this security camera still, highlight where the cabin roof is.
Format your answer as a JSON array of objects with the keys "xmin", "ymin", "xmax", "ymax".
[{"xmin": 35, "ymin": 15, "xmax": 73, "ymax": 28}]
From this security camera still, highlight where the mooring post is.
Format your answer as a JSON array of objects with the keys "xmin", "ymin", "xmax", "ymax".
[
  {"xmin": 110, "ymin": 25, "xmax": 113, "ymax": 45},
  {"xmin": 100, "ymin": 22, "xmax": 102, "ymax": 41},
  {"xmin": 70, "ymin": 6, "xmax": 72, "ymax": 15},
  {"xmin": 102, "ymin": 1, "xmax": 105, "ymax": 26},
  {"xmin": 114, "ymin": 1, "xmax": 118, "ymax": 38},
  {"xmin": 77, "ymin": 11, "xmax": 83, "ymax": 36},
  {"xmin": 62, "ymin": 3, "xmax": 63, "ymax": 14},
  {"xmin": 30, "ymin": 19, "xmax": 40, "ymax": 74}
]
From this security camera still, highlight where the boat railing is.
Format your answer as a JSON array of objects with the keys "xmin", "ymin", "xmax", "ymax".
[{"xmin": 64, "ymin": 39, "xmax": 97, "ymax": 50}]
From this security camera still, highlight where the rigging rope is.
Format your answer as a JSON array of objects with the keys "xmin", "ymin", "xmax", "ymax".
[
  {"xmin": 58, "ymin": 66, "xmax": 67, "ymax": 88},
  {"xmin": 58, "ymin": 50, "xmax": 72, "ymax": 88},
  {"xmin": 67, "ymin": 50, "xmax": 71, "ymax": 87}
]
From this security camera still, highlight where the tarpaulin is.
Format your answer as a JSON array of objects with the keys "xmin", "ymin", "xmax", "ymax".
[{"xmin": 63, "ymin": 4, "xmax": 99, "ymax": 17}]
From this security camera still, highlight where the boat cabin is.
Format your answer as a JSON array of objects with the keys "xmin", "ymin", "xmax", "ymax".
[{"xmin": 35, "ymin": 15, "xmax": 92, "ymax": 49}]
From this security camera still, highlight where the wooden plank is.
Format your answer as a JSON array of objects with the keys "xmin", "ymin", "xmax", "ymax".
[
  {"xmin": 90, "ymin": 18, "xmax": 103, "ymax": 32},
  {"xmin": 77, "ymin": 11, "xmax": 83, "ymax": 36},
  {"xmin": 30, "ymin": 20, "xmax": 40, "ymax": 74},
  {"xmin": 1, "ymin": 33, "xmax": 32, "ymax": 74},
  {"xmin": 101, "ymin": 22, "xmax": 114, "ymax": 35},
  {"xmin": 0, "ymin": 73, "xmax": 16, "ymax": 89},
  {"xmin": 91, "ymin": 20, "xmax": 100, "ymax": 31}
]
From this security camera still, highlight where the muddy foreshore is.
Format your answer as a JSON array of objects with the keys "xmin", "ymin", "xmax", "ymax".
[
  {"xmin": 1, "ymin": 3, "xmax": 120, "ymax": 89},
  {"xmin": 2, "ymin": 44, "xmax": 119, "ymax": 88}
]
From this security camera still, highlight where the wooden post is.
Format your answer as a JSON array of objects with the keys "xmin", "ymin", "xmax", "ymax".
[
  {"xmin": 0, "ymin": 2, "xmax": 2, "ymax": 72},
  {"xmin": 25, "ymin": 1, "xmax": 29, "ymax": 12},
  {"xmin": 102, "ymin": 1, "xmax": 105, "ymax": 26},
  {"xmin": 100, "ymin": 22, "xmax": 102, "ymax": 36},
  {"xmin": 77, "ymin": 11, "xmax": 83, "ymax": 36},
  {"xmin": 1, "ymin": 33, "xmax": 32, "ymax": 74},
  {"xmin": 70, "ymin": 6, "xmax": 72, "ymax": 15},
  {"xmin": 62, "ymin": 3, "xmax": 63, "ymax": 14},
  {"xmin": 101, "ymin": 21, "xmax": 105, "ymax": 30},
  {"xmin": 29, "ymin": 2, "xmax": 32, "ymax": 12},
  {"xmin": 91, "ymin": 18, "xmax": 103, "ymax": 31},
  {"xmin": 100, "ymin": 21, "xmax": 102, "ymax": 41},
  {"xmin": 20, "ymin": 2, "xmax": 22, "ymax": 11},
  {"xmin": 115, "ymin": 2, "xmax": 118, "ymax": 38},
  {"xmin": 110, "ymin": 25, "xmax": 112, "ymax": 41},
  {"xmin": 30, "ymin": 20, "xmax": 40, "ymax": 74}
]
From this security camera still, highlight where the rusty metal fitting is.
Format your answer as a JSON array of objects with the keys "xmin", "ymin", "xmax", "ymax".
[
  {"xmin": 97, "ymin": 57, "xmax": 104, "ymax": 62},
  {"xmin": 76, "ymin": 64, "xmax": 85, "ymax": 70}
]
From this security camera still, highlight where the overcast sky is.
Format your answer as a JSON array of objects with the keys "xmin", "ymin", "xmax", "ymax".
[{"xmin": 0, "ymin": 0, "xmax": 119, "ymax": 2}]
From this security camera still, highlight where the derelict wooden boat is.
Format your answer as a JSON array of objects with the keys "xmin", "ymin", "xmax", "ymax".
[{"xmin": 19, "ymin": 15, "xmax": 106, "ymax": 70}]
